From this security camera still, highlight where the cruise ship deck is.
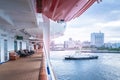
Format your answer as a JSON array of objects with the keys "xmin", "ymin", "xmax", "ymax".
[
  {"xmin": 0, "ymin": 0, "xmax": 100, "ymax": 80},
  {"xmin": 0, "ymin": 50, "xmax": 43, "ymax": 80}
]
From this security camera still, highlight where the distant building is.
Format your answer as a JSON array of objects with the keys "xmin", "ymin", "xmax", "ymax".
[
  {"xmin": 64, "ymin": 41, "xmax": 68, "ymax": 48},
  {"xmin": 82, "ymin": 41, "xmax": 91, "ymax": 48},
  {"xmin": 50, "ymin": 41, "xmax": 55, "ymax": 49},
  {"xmin": 64, "ymin": 38, "xmax": 81, "ymax": 49},
  {"xmin": 91, "ymin": 32, "xmax": 104, "ymax": 47},
  {"xmin": 112, "ymin": 43, "xmax": 120, "ymax": 48},
  {"xmin": 66, "ymin": 38, "xmax": 76, "ymax": 49},
  {"xmin": 105, "ymin": 43, "xmax": 120, "ymax": 48},
  {"xmin": 104, "ymin": 43, "xmax": 112, "ymax": 48}
]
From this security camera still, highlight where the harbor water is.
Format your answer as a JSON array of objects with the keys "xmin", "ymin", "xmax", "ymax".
[{"xmin": 50, "ymin": 50, "xmax": 120, "ymax": 80}]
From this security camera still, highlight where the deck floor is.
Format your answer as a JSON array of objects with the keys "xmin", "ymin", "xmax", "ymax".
[{"xmin": 0, "ymin": 52, "xmax": 42, "ymax": 80}]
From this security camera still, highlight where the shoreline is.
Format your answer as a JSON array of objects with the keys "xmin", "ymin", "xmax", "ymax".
[{"xmin": 50, "ymin": 49, "xmax": 120, "ymax": 53}]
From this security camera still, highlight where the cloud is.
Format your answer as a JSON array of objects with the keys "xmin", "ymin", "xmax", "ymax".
[
  {"xmin": 54, "ymin": 0, "xmax": 120, "ymax": 43},
  {"xmin": 110, "ymin": 10, "xmax": 120, "ymax": 14},
  {"xmin": 95, "ymin": 20, "xmax": 120, "ymax": 27},
  {"xmin": 67, "ymin": 15, "xmax": 100, "ymax": 28}
]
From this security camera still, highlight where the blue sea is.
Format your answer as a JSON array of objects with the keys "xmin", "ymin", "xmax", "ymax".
[{"xmin": 50, "ymin": 50, "xmax": 120, "ymax": 80}]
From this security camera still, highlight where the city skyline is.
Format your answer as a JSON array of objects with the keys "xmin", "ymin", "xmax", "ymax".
[{"xmin": 53, "ymin": 0, "xmax": 120, "ymax": 43}]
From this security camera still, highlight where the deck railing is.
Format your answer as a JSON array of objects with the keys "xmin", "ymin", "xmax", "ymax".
[{"xmin": 40, "ymin": 43, "xmax": 56, "ymax": 80}]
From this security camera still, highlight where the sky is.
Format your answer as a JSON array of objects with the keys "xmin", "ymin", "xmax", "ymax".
[{"xmin": 53, "ymin": 0, "xmax": 120, "ymax": 43}]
